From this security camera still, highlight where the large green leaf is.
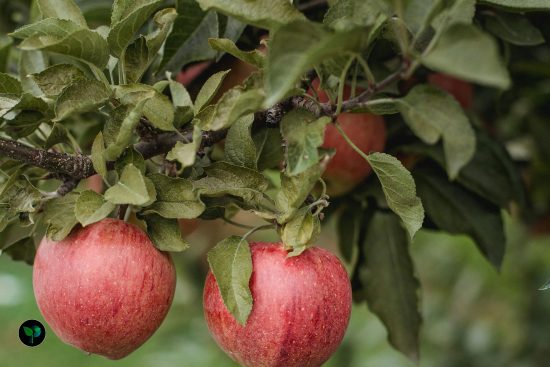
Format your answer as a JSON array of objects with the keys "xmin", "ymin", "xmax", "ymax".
[
  {"xmin": 413, "ymin": 164, "xmax": 506, "ymax": 269},
  {"xmin": 54, "ymin": 79, "xmax": 111, "ymax": 121},
  {"xmin": 276, "ymin": 163, "xmax": 322, "ymax": 224},
  {"xmin": 104, "ymin": 164, "xmax": 156, "ymax": 205},
  {"xmin": 159, "ymin": 0, "xmax": 218, "ymax": 75},
  {"xmin": 114, "ymin": 84, "xmax": 175, "ymax": 131},
  {"xmin": 75, "ymin": 190, "xmax": 115, "ymax": 227},
  {"xmin": 144, "ymin": 214, "xmax": 190, "ymax": 251},
  {"xmin": 280, "ymin": 109, "xmax": 330, "ymax": 176},
  {"xmin": 195, "ymin": 70, "xmax": 230, "ymax": 112},
  {"xmin": 265, "ymin": 20, "xmax": 366, "ymax": 107},
  {"xmin": 359, "ymin": 211, "xmax": 421, "ymax": 362},
  {"xmin": 30, "ymin": 64, "xmax": 86, "ymax": 97},
  {"xmin": 422, "ymin": 24, "xmax": 511, "ymax": 89},
  {"xmin": 195, "ymin": 161, "xmax": 270, "ymax": 206},
  {"xmin": 143, "ymin": 174, "xmax": 205, "ymax": 219},
  {"xmin": 224, "ymin": 114, "xmax": 256, "ymax": 169},
  {"xmin": 43, "ymin": 192, "xmax": 79, "ymax": 241},
  {"xmin": 0, "ymin": 73, "xmax": 22, "ymax": 94},
  {"xmin": 366, "ymin": 153, "xmax": 424, "ymax": 238},
  {"xmin": 124, "ymin": 8, "xmax": 178, "ymax": 83},
  {"xmin": 484, "ymin": 11, "xmax": 544, "ymax": 46},
  {"xmin": 207, "ymin": 235, "xmax": 253, "ymax": 325},
  {"xmin": 397, "ymin": 84, "xmax": 476, "ymax": 178},
  {"xmin": 324, "ymin": 0, "xmax": 389, "ymax": 31},
  {"xmin": 10, "ymin": 19, "xmax": 109, "ymax": 68},
  {"xmin": 280, "ymin": 206, "xmax": 321, "ymax": 257},
  {"xmin": 196, "ymin": 0, "xmax": 305, "ymax": 31},
  {"xmin": 36, "ymin": 0, "xmax": 87, "ymax": 27},
  {"xmin": 108, "ymin": 0, "xmax": 163, "ymax": 57}
]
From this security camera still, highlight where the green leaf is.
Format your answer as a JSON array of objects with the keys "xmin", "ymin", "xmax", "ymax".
[
  {"xmin": 365, "ymin": 153, "xmax": 424, "ymax": 238},
  {"xmin": 108, "ymin": 0, "xmax": 163, "ymax": 57},
  {"xmin": 265, "ymin": 20, "xmax": 366, "ymax": 107},
  {"xmin": 18, "ymin": 50, "xmax": 48, "ymax": 96},
  {"xmin": 166, "ymin": 126, "xmax": 202, "ymax": 168},
  {"xmin": 195, "ymin": 69, "xmax": 230, "ymax": 112},
  {"xmin": 43, "ymin": 192, "xmax": 79, "ymax": 241},
  {"xmin": 1, "ymin": 237, "xmax": 36, "ymax": 265},
  {"xmin": 142, "ymin": 174, "xmax": 205, "ymax": 219},
  {"xmin": 404, "ymin": 0, "xmax": 443, "ymax": 35},
  {"xmin": 115, "ymin": 148, "xmax": 146, "ymax": 174},
  {"xmin": 422, "ymin": 24, "xmax": 511, "ymax": 89},
  {"xmin": 224, "ymin": 114, "xmax": 256, "ymax": 169},
  {"xmin": 75, "ymin": 190, "xmax": 115, "ymax": 227},
  {"xmin": 54, "ymin": 79, "xmax": 111, "ymax": 121},
  {"xmin": 0, "ymin": 175, "xmax": 41, "ymax": 218},
  {"xmin": 324, "ymin": 0, "xmax": 389, "ymax": 31},
  {"xmin": 253, "ymin": 128, "xmax": 283, "ymax": 170},
  {"xmin": 44, "ymin": 123, "xmax": 70, "ymax": 149},
  {"xmin": 397, "ymin": 84, "xmax": 476, "ymax": 178},
  {"xmin": 539, "ymin": 280, "xmax": 550, "ymax": 291},
  {"xmin": 91, "ymin": 132, "xmax": 108, "ymax": 179},
  {"xmin": 208, "ymin": 38, "xmax": 265, "ymax": 68},
  {"xmin": 275, "ymin": 163, "xmax": 322, "ymax": 224},
  {"xmin": 23, "ymin": 326, "xmax": 33, "ymax": 337},
  {"xmin": 169, "ymin": 78, "xmax": 194, "ymax": 127},
  {"xmin": 114, "ymin": 84, "xmax": 175, "ymax": 131},
  {"xmin": 0, "ymin": 73, "xmax": 22, "ymax": 94},
  {"xmin": 431, "ymin": 0, "xmax": 475, "ymax": 32},
  {"xmin": 104, "ymin": 164, "xmax": 155, "ymax": 205},
  {"xmin": 10, "ymin": 19, "xmax": 109, "ymax": 68},
  {"xmin": 124, "ymin": 8, "xmax": 178, "ymax": 83},
  {"xmin": 196, "ymin": 0, "xmax": 305, "ymax": 31},
  {"xmin": 195, "ymin": 161, "xmax": 270, "ymax": 206},
  {"xmin": 144, "ymin": 214, "xmax": 190, "ymax": 251},
  {"xmin": 4, "ymin": 110, "xmax": 47, "ymax": 139},
  {"xmin": 196, "ymin": 86, "xmax": 264, "ymax": 131},
  {"xmin": 280, "ymin": 207, "xmax": 321, "ymax": 257},
  {"xmin": 479, "ymin": 0, "xmax": 550, "ymax": 11},
  {"xmin": 281, "ymin": 109, "xmax": 330, "ymax": 176},
  {"xmin": 484, "ymin": 12, "xmax": 544, "ymax": 46},
  {"xmin": 159, "ymin": 1, "xmax": 218, "ymax": 75},
  {"xmin": 30, "ymin": 64, "xmax": 86, "ymax": 97},
  {"xmin": 404, "ymin": 132, "xmax": 525, "ymax": 209},
  {"xmin": 37, "ymin": 0, "xmax": 87, "ymax": 27},
  {"xmin": 32, "ymin": 325, "xmax": 41, "ymax": 337},
  {"xmin": 359, "ymin": 211, "xmax": 421, "ymax": 362},
  {"xmin": 413, "ymin": 164, "xmax": 506, "ymax": 269},
  {"xmin": 207, "ymin": 235, "xmax": 253, "ymax": 325},
  {"xmin": 104, "ymin": 97, "xmax": 150, "ymax": 161}
]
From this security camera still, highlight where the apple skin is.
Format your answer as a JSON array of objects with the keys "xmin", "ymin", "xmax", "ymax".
[
  {"xmin": 203, "ymin": 242, "xmax": 352, "ymax": 367},
  {"xmin": 427, "ymin": 73, "xmax": 473, "ymax": 109},
  {"xmin": 178, "ymin": 218, "xmax": 200, "ymax": 237},
  {"xmin": 176, "ymin": 61, "xmax": 212, "ymax": 86},
  {"xmin": 85, "ymin": 174, "xmax": 103, "ymax": 193},
  {"xmin": 311, "ymin": 80, "xmax": 386, "ymax": 196},
  {"xmin": 33, "ymin": 218, "xmax": 176, "ymax": 359}
]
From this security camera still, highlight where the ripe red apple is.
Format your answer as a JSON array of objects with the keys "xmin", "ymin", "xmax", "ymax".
[
  {"xmin": 176, "ymin": 61, "xmax": 212, "ymax": 86},
  {"xmin": 203, "ymin": 242, "xmax": 352, "ymax": 367},
  {"xmin": 85, "ymin": 174, "xmax": 103, "ymax": 193},
  {"xmin": 311, "ymin": 79, "xmax": 386, "ymax": 196},
  {"xmin": 33, "ymin": 218, "xmax": 176, "ymax": 359},
  {"xmin": 178, "ymin": 218, "xmax": 200, "ymax": 237},
  {"xmin": 427, "ymin": 73, "xmax": 473, "ymax": 109}
]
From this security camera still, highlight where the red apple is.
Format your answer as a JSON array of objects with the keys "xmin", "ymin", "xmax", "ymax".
[
  {"xmin": 311, "ymin": 79, "xmax": 386, "ymax": 196},
  {"xmin": 427, "ymin": 73, "xmax": 473, "ymax": 109},
  {"xmin": 85, "ymin": 174, "xmax": 103, "ymax": 193},
  {"xmin": 203, "ymin": 242, "xmax": 352, "ymax": 367},
  {"xmin": 33, "ymin": 218, "xmax": 176, "ymax": 359},
  {"xmin": 178, "ymin": 218, "xmax": 200, "ymax": 237},
  {"xmin": 176, "ymin": 61, "xmax": 212, "ymax": 86}
]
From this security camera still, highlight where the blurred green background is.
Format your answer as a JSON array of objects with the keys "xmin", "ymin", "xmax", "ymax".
[{"xmin": 1, "ymin": 213, "xmax": 549, "ymax": 367}]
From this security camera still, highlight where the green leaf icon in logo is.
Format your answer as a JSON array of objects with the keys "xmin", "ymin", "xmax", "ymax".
[
  {"xmin": 23, "ymin": 326, "xmax": 34, "ymax": 344},
  {"xmin": 33, "ymin": 325, "xmax": 42, "ymax": 338}
]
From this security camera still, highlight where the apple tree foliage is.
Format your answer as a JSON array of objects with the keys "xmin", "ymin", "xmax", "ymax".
[{"xmin": 1, "ymin": 0, "xmax": 549, "ymax": 361}]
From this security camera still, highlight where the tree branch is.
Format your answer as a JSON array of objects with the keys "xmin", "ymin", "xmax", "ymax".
[{"xmin": 0, "ymin": 62, "xmax": 408, "ymax": 193}]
